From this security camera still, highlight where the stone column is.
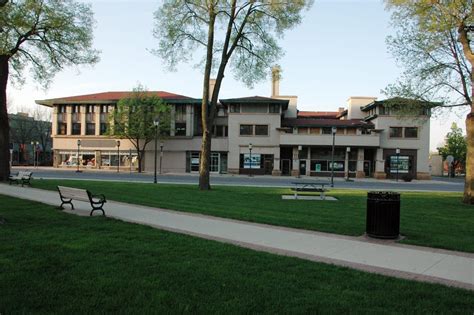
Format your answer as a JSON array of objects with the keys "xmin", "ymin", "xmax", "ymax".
[
  {"xmin": 374, "ymin": 148, "xmax": 386, "ymax": 179},
  {"xmin": 170, "ymin": 105, "xmax": 176, "ymax": 136},
  {"xmin": 186, "ymin": 104, "xmax": 194, "ymax": 137},
  {"xmin": 272, "ymin": 150, "xmax": 281, "ymax": 176},
  {"xmin": 291, "ymin": 146, "xmax": 300, "ymax": 177},
  {"xmin": 96, "ymin": 150, "xmax": 101, "ymax": 169},
  {"xmin": 356, "ymin": 148, "xmax": 365, "ymax": 178},
  {"xmin": 53, "ymin": 149, "xmax": 59, "ymax": 167},
  {"xmin": 95, "ymin": 105, "xmax": 101, "ymax": 136},
  {"xmin": 344, "ymin": 147, "xmax": 350, "ymax": 179},
  {"xmin": 52, "ymin": 106, "xmax": 58, "ymax": 136},
  {"xmin": 66, "ymin": 106, "xmax": 72, "ymax": 135},
  {"xmin": 80, "ymin": 105, "xmax": 86, "ymax": 135}
]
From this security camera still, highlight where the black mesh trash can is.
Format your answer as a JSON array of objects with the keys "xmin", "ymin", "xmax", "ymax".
[{"xmin": 366, "ymin": 191, "xmax": 400, "ymax": 239}]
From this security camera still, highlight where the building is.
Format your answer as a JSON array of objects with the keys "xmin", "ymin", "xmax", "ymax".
[{"xmin": 36, "ymin": 71, "xmax": 431, "ymax": 179}]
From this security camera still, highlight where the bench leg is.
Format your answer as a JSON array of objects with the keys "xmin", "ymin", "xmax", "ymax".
[
  {"xmin": 90, "ymin": 206, "xmax": 105, "ymax": 217},
  {"xmin": 59, "ymin": 199, "xmax": 74, "ymax": 210}
]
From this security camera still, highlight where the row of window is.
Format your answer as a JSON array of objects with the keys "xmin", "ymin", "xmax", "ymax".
[
  {"xmin": 58, "ymin": 105, "xmax": 113, "ymax": 114},
  {"xmin": 230, "ymin": 104, "xmax": 280, "ymax": 114},
  {"xmin": 389, "ymin": 127, "xmax": 418, "ymax": 139},
  {"xmin": 240, "ymin": 124, "xmax": 269, "ymax": 136},
  {"xmin": 57, "ymin": 122, "xmax": 108, "ymax": 136}
]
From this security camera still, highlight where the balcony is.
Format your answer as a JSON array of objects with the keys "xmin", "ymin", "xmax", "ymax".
[{"xmin": 280, "ymin": 133, "xmax": 380, "ymax": 147}]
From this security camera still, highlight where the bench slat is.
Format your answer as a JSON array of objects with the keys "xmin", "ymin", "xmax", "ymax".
[{"xmin": 58, "ymin": 186, "xmax": 90, "ymax": 202}]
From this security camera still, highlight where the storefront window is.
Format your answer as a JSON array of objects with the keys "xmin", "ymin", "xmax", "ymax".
[{"xmin": 389, "ymin": 155, "xmax": 410, "ymax": 173}]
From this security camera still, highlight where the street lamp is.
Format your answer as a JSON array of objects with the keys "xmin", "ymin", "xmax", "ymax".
[
  {"xmin": 116, "ymin": 140, "xmax": 121, "ymax": 173},
  {"xmin": 396, "ymin": 148, "xmax": 400, "ymax": 182},
  {"xmin": 330, "ymin": 126, "xmax": 337, "ymax": 187},
  {"xmin": 159, "ymin": 141, "xmax": 164, "ymax": 174},
  {"xmin": 153, "ymin": 118, "xmax": 160, "ymax": 184},
  {"xmin": 248, "ymin": 143, "xmax": 253, "ymax": 177},
  {"xmin": 30, "ymin": 141, "xmax": 36, "ymax": 168},
  {"xmin": 76, "ymin": 139, "xmax": 82, "ymax": 173}
]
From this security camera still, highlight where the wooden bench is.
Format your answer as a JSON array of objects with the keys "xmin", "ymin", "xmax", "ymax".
[
  {"xmin": 9, "ymin": 171, "xmax": 33, "ymax": 186},
  {"xmin": 57, "ymin": 186, "xmax": 107, "ymax": 216},
  {"xmin": 291, "ymin": 181, "xmax": 330, "ymax": 200}
]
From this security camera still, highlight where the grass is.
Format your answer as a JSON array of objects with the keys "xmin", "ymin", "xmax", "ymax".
[
  {"xmin": 1, "ymin": 194, "xmax": 473, "ymax": 314},
  {"xmin": 30, "ymin": 179, "xmax": 474, "ymax": 253}
]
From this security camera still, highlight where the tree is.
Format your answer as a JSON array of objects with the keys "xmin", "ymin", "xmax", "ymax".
[
  {"xmin": 384, "ymin": 0, "xmax": 474, "ymax": 204},
  {"xmin": 153, "ymin": 0, "xmax": 313, "ymax": 190},
  {"xmin": 438, "ymin": 123, "xmax": 467, "ymax": 177},
  {"xmin": 0, "ymin": 0, "xmax": 100, "ymax": 181},
  {"xmin": 110, "ymin": 86, "xmax": 171, "ymax": 173}
]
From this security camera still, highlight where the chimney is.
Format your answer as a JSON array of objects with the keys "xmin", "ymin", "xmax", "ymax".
[
  {"xmin": 271, "ymin": 65, "xmax": 280, "ymax": 97},
  {"xmin": 338, "ymin": 107, "xmax": 345, "ymax": 113},
  {"xmin": 209, "ymin": 79, "xmax": 216, "ymax": 100}
]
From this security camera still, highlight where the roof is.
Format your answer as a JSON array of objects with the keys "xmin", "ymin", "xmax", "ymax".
[
  {"xmin": 297, "ymin": 111, "xmax": 339, "ymax": 119},
  {"xmin": 360, "ymin": 97, "xmax": 439, "ymax": 112},
  {"xmin": 282, "ymin": 118, "xmax": 374, "ymax": 128},
  {"xmin": 36, "ymin": 91, "xmax": 200, "ymax": 106},
  {"xmin": 219, "ymin": 96, "xmax": 289, "ymax": 110}
]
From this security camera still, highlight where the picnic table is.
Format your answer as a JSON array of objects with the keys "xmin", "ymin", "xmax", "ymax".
[{"xmin": 291, "ymin": 181, "xmax": 330, "ymax": 200}]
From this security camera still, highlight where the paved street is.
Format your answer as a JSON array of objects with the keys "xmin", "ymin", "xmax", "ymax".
[{"xmin": 15, "ymin": 166, "xmax": 464, "ymax": 192}]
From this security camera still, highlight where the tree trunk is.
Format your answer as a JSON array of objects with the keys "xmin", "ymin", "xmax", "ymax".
[
  {"xmin": 0, "ymin": 55, "xmax": 10, "ymax": 181},
  {"xmin": 463, "ymin": 112, "xmax": 474, "ymax": 204},
  {"xmin": 198, "ymin": 5, "xmax": 216, "ymax": 191}
]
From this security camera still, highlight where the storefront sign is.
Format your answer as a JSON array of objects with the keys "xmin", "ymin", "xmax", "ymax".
[
  {"xmin": 390, "ymin": 155, "xmax": 409, "ymax": 173},
  {"xmin": 243, "ymin": 153, "xmax": 260, "ymax": 169},
  {"xmin": 315, "ymin": 164, "xmax": 321, "ymax": 172}
]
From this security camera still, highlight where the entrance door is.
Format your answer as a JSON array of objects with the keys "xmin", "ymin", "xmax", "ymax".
[
  {"xmin": 210, "ymin": 153, "xmax": 220, "ymax": 173},
  {"xmin": 264, "ymin": 159, "xmax": 273, "ymax": 175},
  {"xmin": 281, "ymin": 159, "xmax": 291, "ymax": 176},
  {"xmin": 299, "ymin": 160, "xmax": 307, "ymax": 176},
  {"xmin": 363, "ymin": 161, "xmax": 371, "ymax": 177}
]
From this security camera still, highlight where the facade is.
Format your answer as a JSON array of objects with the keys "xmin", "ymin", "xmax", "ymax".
[{"xmin": 36, "ymin": 74, "xmax": 431, "ymax": 179}]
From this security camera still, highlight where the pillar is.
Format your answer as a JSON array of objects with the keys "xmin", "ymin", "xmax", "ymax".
[
  {"xmin": 344, "ymin": 147, "xmax": 350, "ymax": 179},
  {"xmin": 186, "ymin": 104, "xmax": 194, "ymax": 137},
  {"xmin": 52, "ymin": 106, "xmax": 58, "ymax": 136},
  {"xmin": 374, "ymin": 148, "xmax": 386, "ymax": 179},
  {"xmin": 291, "ymin": 146, "xmax": 300, "ymax": 177},
  {"xmin": 95, "ymin": 105, "xmax": 101, "ymax": 136},
  {"xmin": 356, "ymin": 148, "xmax": 365, "ymax": 178},
  {"xmin": 272, "ymin": 150, "xmax": 281, "ymax": 176},
  {"xmin": 80, "ymin": 105, "xmax": 86, "ymax": 135},
  {"xmin": 66, "ymin": 105, "xmax": 72, "ymax": 135},
  {"xmin": 170, "ymin": 106, "xmax": 176, "ymax": 137}
]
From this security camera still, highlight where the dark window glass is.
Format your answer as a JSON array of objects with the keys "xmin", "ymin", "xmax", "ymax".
[
  {"xmin": 86, "ymin": 105, "xmax": 95, "ymax": 113},
  {"xmin": 175, "ymin": 122, "xmax": 186, "ymax": 136},
  {"xmin": 404, "ymin": 127, "xmax": 418, "ymax": 138},
  {"xmin": 255, "ymin": 125, "xmax": 268, "ymax": 136},
  {"xmin": 72, "ymin": 123, "xmax": 81, "ymax": 135},
  {"xmin": 322, "ymin": 127, "xmax": 332, "ymax": 135},
  {"xmin": 269, "ymin": 104, "xmax": 280, "ymax": 113},
  {"xmin": 240, "ymin": 124, "xmax": 253, "ymax": 136},
  {"xmin": 58, "ymin": 123, "xmax": 67, "ymax": 135},
  {"xmin": 86, "ymin": 123, "xmax": 95, "ymax": 135},
  {"xmin": 224, "ymin": 126, "xmax": 228, "ymax": 137},
  {"xmin": 100, "ymin": 123, "xmax": 108, "ymax": 135},
  {"xmin": 230, "ymin": 104, "xmax": 240, "ymax": 113},
  {"xmin": 389, "ymin": 127, "xmax": 403, "ymax": 138}
]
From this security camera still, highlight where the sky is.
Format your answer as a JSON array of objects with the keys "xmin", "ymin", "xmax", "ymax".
[{"xmin": 7, "ymin": 0, "xmax": 470, "ymax": 150}]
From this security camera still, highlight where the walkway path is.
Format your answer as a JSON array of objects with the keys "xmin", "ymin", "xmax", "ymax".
[{"xmin": 1, "ymin": 184, "xmax": 472, "ymax": 290}]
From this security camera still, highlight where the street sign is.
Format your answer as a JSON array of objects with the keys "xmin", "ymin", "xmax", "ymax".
[{"xmin": 446, "ymin": 155, "xmax": 454, "ymax": 164}]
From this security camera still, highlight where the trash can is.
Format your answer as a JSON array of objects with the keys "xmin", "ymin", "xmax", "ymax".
[{"xmin": 366, "ymin": 191, "xmax": 400, "ymax": 239}]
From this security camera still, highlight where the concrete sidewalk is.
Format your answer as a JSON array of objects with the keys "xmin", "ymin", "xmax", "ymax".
[{"xmin": 1, "ymin": 183, "xmax": 473, "ymax": 290}]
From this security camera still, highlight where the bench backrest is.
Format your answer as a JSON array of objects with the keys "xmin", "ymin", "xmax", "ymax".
[
  {"xmin": 18, "ymin": 171, "xmax": 32, "ymax": 178},
  {"xmin": 58, "ymin": 186, "xmax": 91, "ymax": 202}
]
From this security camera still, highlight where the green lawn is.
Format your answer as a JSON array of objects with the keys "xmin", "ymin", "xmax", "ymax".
[
  {"xmin": 1, "ymin": 195, "xmax": 473, "ymax": 313},
  {"xmin": 31, "ymin": 179, "xmax": 474, "ymax": 253}
]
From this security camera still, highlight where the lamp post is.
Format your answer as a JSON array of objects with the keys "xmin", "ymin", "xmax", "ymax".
[
  {"xmin": 248, "ymin": 143, "xmax": 253, "ymax": 177},
  {"xmin": 153, "ymin": 118, "xmax": 160, "ymax": 184},
  {"xmin": 396, "ymin": 148, "xmax": 400, "ymax": 182},
  {"xmin": 159, "ymin": 142, "xmax": 164, "ymax": 174},
  {"xmin": 116, "ymin": 140, "xmax": 121, "ymax": 173},
  {"xmin": 345, "ymin": 147, "xmax": 351, "ymax": 181},
  {"xmin": 330, "ymin": 126, "xmax": 337, "ymax": 187},
  {"xmin": 76, "ymin": 139, "xmax": 82, "ymax": 173},
  {"xmin": 30, "ymin": 141, "xmax": 35, "ymax": 167}
]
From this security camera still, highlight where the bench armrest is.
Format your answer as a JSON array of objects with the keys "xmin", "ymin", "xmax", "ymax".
[{"xmin": 91, "ymin": 194, "xmax": 107, "ymax": 203}]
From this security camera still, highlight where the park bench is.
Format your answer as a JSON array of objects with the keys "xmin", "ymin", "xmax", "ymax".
[
  {"xmin": 8, "ymin": 171, "xmax": 33, "ymax": 187},
  {"xmin": 57, "ymin": 185, "xmax": 107, "ymax": 216},
  {"xmin": 291, "ymin": 181, "xmax": 330, "ymax": 200}
]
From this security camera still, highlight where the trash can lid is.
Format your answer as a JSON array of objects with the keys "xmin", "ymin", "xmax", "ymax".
[{"xmin": 367, "ymin": 191, "xmax": 400, "ymax": 200}]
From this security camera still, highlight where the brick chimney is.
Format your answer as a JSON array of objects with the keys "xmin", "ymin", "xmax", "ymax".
[{"xmin": 271, "ymin": 65, "xmax": 280, "ymax": 97}]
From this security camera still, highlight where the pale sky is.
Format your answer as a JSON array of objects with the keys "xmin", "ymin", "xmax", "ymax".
[{"xmin": 7, "ymin": 0, "xmax": 470, "ymax": 151}]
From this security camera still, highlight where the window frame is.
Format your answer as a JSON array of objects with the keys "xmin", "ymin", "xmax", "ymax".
[
  {"xmin": 389, "ymin": 127, "xmax": 403, "ymax": 138},
  {"xmin": 239, "ymin": 124, "xmax": 253, "ymax": 136}
]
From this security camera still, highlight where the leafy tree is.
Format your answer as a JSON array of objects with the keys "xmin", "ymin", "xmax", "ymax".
[
  {"xmin": 438, "ymin": 123, "xmax": 467, "ymax": 177},
  {"xmin": 153, "ymin": 0, "xmax": 313, "ymax": 190},
  {"xmin": 384, "ymin": 0, "xmax": 474, "ymax": 204},
  {"xmin": 0, "ymin": 0, "xmax": 100, "ymax": 181},
  {"xmin": 110, "ymin": 86, "xmax": 171, "ymax": 173}
]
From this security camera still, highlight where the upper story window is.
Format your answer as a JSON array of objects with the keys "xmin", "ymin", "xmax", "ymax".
[
  {"xmin": 404, "ymin": 127, "xmax": 418, "ymax": 138},
  {"xmin": 175, "ymin": 105, "xmax": 186, "ymax": 122},
  {"xmin": 213, "ymin": 125, "xmax": 228, "ymax": 137},
  {"xmin": 241, "ymin": 104, "xmax": 267, "ymax": 113},
  {"xmin": 217, "ymin": 107, "xmax": 227, "ymax": 117},
  {"xmin": 175, "ymin": 122, "xmax": 186, "ymax": 136},
  {"xmin": 240, "ymin": 124, "xmax": 253, "ymax": 136},
  {"xmin": 255, "ymin": 125, "xmax": 268, "ymax": 136},
  {"xmin": 389, "ymin": 127, "xmax": 403, "ymax": 138},
  {"xmin": 321, "ymin": 127, "xmax": 332, "ymax": 135},
  {"xmin": 230, "ymin": 104, "xmax": 240, "ymax": 113},
  {"xmin": 379, "ymin": 105, "xmax": 389, "ymax": 115},
  {"xmin": 58, "ymin": 105, "xmax": 67, "ymax": 113},
  {"xmin": 86, "ymin": 105, "xmax": 95, "ymax": 113},
  {"xmin": 269, "ymin": 104, "xmax": 280, "ymax": 113},
  {"xmin": 72, "ymin": 105, "xmax": 80, "ymax": 113}
]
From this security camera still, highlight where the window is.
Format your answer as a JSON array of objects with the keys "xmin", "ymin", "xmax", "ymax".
[
  {"xmin": 175, "ymin": 105, "xmax": 186, "ymax": 122},
  {"xmin": 213, "ymin": 125, "xmax": 228, "ymax": 137},
  {"xmin": 389, "ymin": 127, "xmax": 403, "ymax": 138},
  {"xmin": 379, "ymin": 105, "xmax": 389, "ymax": 115},
  {"xmin": 298, "ymin": 127, "xmax": 308, "ymax": 134},
  {"xmin": 175, "ymin": 122, "xmax": 186, "ymax": 136},
  {"xmin": 230, "ymin": 104, "xmax": 240, "ymax": 113},
  {"xmin": 86, "ymin": 105, "xmax": 95, "ymax": 113},
  {"xmin": 72, "ymin": 105, "xmax": 80, "ymax": 113},
  {"xmin": 255, "ymin": 125, "xmax": 268, "ymax": 136},
  {"xmin": 58, "ymin": 105, "xmax": 66, "ymax": 113},
  {"xmin": 72, "ymin": 123, "xmax": 81, "ymax": 135},
  {"xmin": 57, "ymin": 123, "xmax": 67, "ymax": 135},
  {"xmin": 269, "ymin": 104, "xmax": 280, "ymax": 113},
  {"xmin": 86, "ymin": 123, "xmax": 95, "ymax": 135},
  {"xmin": 361, "ymin": 128, "xmax": 371, "ymax": 135},
  {"xmin": 322, "ymin": 127, "xmax": 332, "ymax": 135},
  {"xmin": 310, "ymin": 128, "xmax": 320, "ymax": 134},
  {"xmin": 100, "ymin": 123, "xmax": 108, "ymax": 135},
  {"xmin": 100, "ymin": 105, "xmax": 110, "ymax": 113},
  {"xmin": 241, "ymin": 104, "xmax": 267, "ymax": 113},
  {"xmin": 240, "ymin": 124, "xmax": 253, "ymax": 136},
  {"xmin": 404, "ymin": 127, "xmax": 418, "ymax": 138}
]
